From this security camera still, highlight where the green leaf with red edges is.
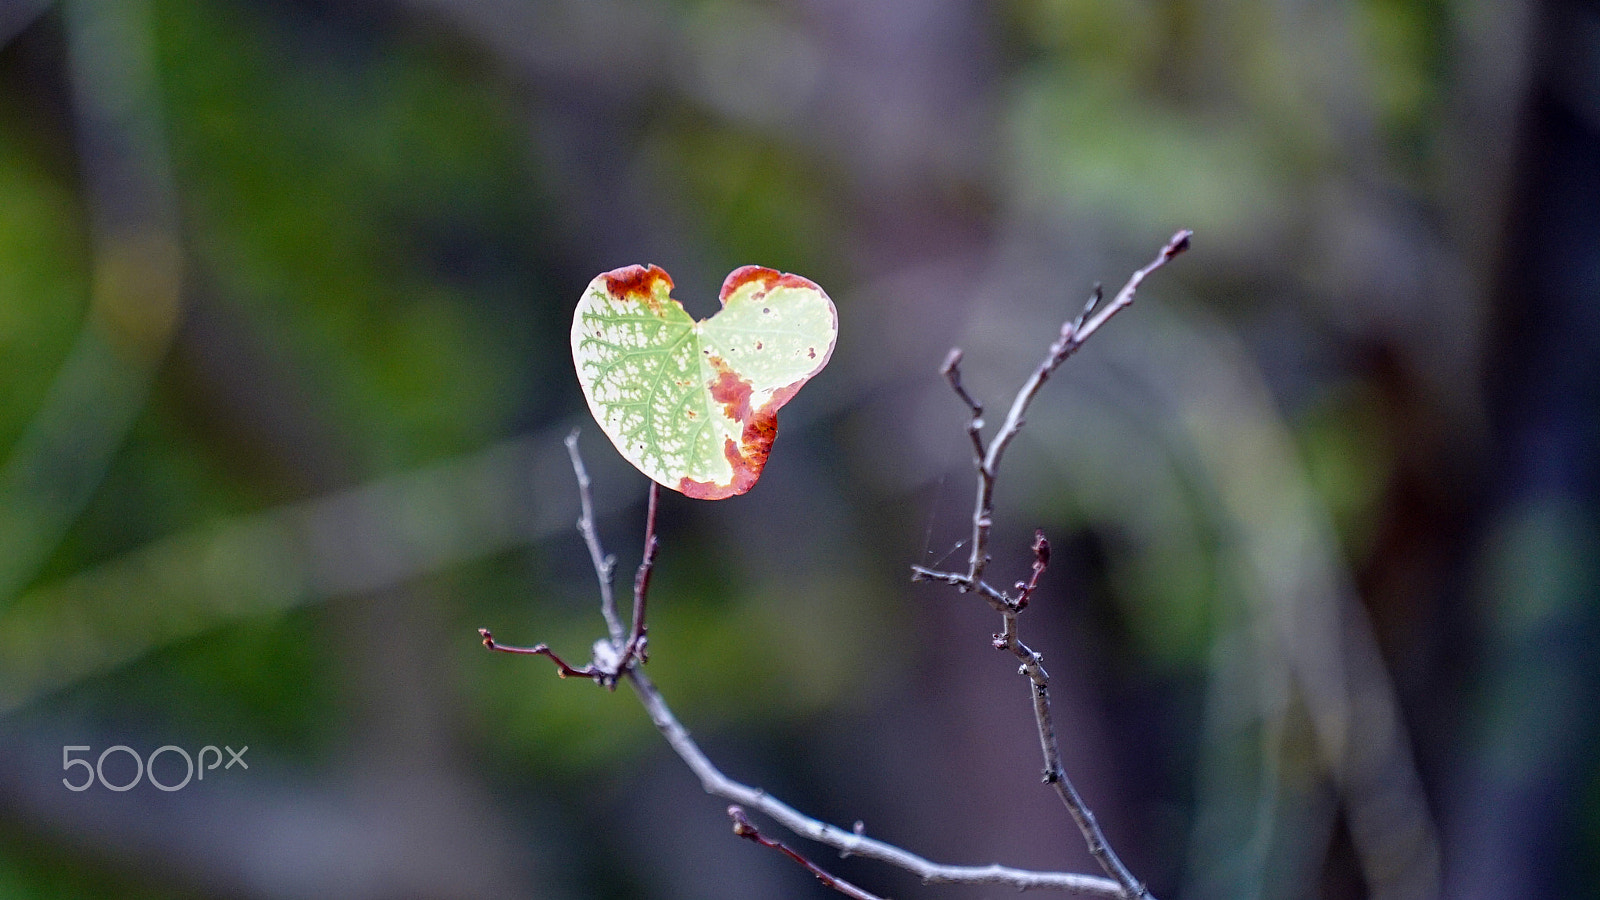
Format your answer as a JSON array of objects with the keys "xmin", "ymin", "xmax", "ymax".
[{"xmin": 571, "ymin": 264, "xmax": 837, "ymax": 499}]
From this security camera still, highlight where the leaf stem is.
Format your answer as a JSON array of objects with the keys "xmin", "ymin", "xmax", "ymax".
[{"xmin": 618, "ymin": 481, "xmax": 659, "ymax": 670}]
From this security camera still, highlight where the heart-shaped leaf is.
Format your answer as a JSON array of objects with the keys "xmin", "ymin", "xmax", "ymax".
[{"xmin": 572, "ymin": 264, "xmax": 837, "ymax": 499}]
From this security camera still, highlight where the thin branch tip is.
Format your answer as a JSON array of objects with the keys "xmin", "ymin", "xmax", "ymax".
[
  {"xmin": 941, "ymin": 347, "xmax": 963, "ymax": 374},
  {"xmin": 1164, "ymin": 229, "xmax": 1193, "ymax": 258},
  {"xmin": 728, "ymin": 805, "xmax": 754, "ymax": 836}
]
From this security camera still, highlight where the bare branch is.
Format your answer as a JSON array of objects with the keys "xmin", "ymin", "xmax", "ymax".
[
  {"xmin": 965, "ymin": 229, "xmax": 1192, "ymax": 591},
  {"xmin": 482, "ymin": 611, "xmax": 1129, "ymax": 892},
  {"xmin": 479, "ymin": 449, "xmax": 658, "ymax": 688},
  {"xmin": 486, "ymin": 427, "xmax": 1131, "ymax": 891},
  {"xmin": 483, "ymin": 452, "xmax": 1131, "ymax": 894},
  {"xmin": 1014, "ymin": 530, "xmax": 1050, "ymax": 611},
  {"xmin": 1073, "ymin": 230, "xmax": 1190, "ymax": 347},
  {"xmin": 564, "ymin": 430, "xmax": 622, "ymax": 643},
  {"xmin": 941, "ymin": 348, "xmax": 986, "ymax": 465},
  {"xmin": 908, "ymin": 565, "xmax": 1009, "ymax": 610},
  {"xmin": 478, "ymin": 628, "xmax": 599, "ymax": 681},
  {"xmin": 626, "ymin": 667, "xmax": 1126, "ymax": 896},
  {"xmin": 728, "ymin": 806, "xmax": 887, "ymax": 900},
  {"xmin": 919, "ymin": 232, "xmax": 1188, "ymax": 900},
  {"xmin": 993, "ymin": 601, "xmax": 1149, "ymax": 899}
]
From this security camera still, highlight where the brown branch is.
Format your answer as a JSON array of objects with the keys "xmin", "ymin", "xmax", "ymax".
[
  {"xmin": 618, "ymin": 481, "xmax": 659, "ymax": 669},
  {"xmin": 1014, "ymin": 530, "xmax": 1050, "ymax": 611},
  {"xmin": 478, "ymin": 628, "xmax": 600, "ymax": 681},
  {"xmin": 728, "ymin": 806, "xmax": 886, "ymax": 900},
  {"xmin": 993, "ymin": 600, "xmax": 1147, "ymax": 899}
]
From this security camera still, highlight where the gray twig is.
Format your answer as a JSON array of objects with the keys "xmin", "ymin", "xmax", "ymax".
[
  {"xmin": 564, "ymin": 430, "xmax": 622, "ymax": 643},
  {"xmin": 961, "ymin": 229, "xmax": 1191, "ymax": 592},
  {"xmin": 627, "ymin": 665, "xmax": 1124, "ymax": 895},
  {"xmin": 916, "ymin": 231, "xmax": 1191, "ymax": 900},
  {"xmin": 481, "ymin": 436, "xmax": 658, "ymax": 689}
]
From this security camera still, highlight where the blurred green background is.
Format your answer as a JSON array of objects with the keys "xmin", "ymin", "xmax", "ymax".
[{"xmin": 1, "ymin": 0, "xmax": 1595, "ymax": 898}]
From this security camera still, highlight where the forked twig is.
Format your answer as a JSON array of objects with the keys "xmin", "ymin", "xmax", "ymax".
[
  {"xmin": 624, "ymin": 663, "xmax": 1123, "ymax": 893},
  {"xmin": 962, "ymin": 229, "xmax": 1190, "ymax": 592},
  {"xmin": 480, "ymin": 470, "xmax": 660, "ymax": 689},
  {"xmin": 483, "ymin": 436, "xmax": 1130, "ymax": 896},
  {"xmin": 912, "ymin": 230, "xmax": 1191, "ymax": 900}
]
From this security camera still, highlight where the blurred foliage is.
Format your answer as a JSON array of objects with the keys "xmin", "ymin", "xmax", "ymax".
[
  {"xmin": 0, "ymin": 125, "xmax": 87, "ymax": 455},
  {"xmin": 154, "ymin": 0, "xmax": 544, "ymax": 469},
  {"xmin": 643, "ymin": 117, "xmax": 844, "ymax": 282}
]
